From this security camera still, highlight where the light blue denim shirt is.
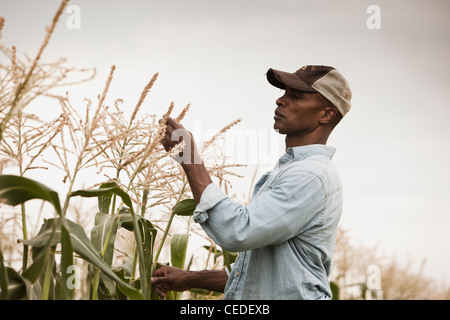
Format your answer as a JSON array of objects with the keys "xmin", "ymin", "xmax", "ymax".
[{"xmin": 193, "ymin": 144, "xmax": 343, "ymax": 300}]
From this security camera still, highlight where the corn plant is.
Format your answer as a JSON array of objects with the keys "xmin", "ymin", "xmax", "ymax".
[{"xmin": 0, "ymin": 0, "xmax": 243, "ymax": 300}]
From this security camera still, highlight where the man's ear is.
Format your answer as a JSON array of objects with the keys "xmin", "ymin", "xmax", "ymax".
[{"xmin": 319, "ymin": 107, "xmax": 338, "ymax": 125}]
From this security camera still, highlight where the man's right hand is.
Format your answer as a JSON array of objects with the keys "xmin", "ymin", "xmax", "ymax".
[{"xmin": 151, "ymin": 265, "xmax": 192, "ymax": 299}]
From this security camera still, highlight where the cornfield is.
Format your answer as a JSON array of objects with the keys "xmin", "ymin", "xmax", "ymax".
[{"xmin": 0, "ymin": 0, "xmax": 242, "ymax": 300}]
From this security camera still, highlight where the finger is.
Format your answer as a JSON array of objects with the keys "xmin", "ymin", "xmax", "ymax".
[
  {"xmin": 151, "ymin": 276, "xmax": 165, "ymax": 285},
  {"xmin": 159, "ymin": 119, "xmax": 170, "ymax": 134},
  {"xmin": 160, "ymin": 120, "xmax": 172, "ymax": 133},
  {"xmin": 166, "ymin": 117, "xmax": 184, "ymax": 129},
  {"xmin": 154, "ymin": 285, "xmax": 166, "ymax": 299},
  {"xmin": 159, "ymin": 117, "xmax": 177, "ymax": 128},
  {"xmin": 160, "ymin": 138, "xmax": 168, "ymax": 148},
  {"xmin": 162, "ymin": 129, "xmax": 173, "ymax": 144},
  {"xmin": 150, "ymin": 277, "xmax": 159, "ymax": 285}
]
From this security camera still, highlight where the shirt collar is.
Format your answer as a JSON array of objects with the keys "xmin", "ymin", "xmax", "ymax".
[{"xmin": 278, "ymin": 144, "xmax": 336, "ymax": 167}]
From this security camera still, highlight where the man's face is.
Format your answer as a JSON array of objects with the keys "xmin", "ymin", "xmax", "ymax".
[{"xmin": 273, "ymin": 88, "xmax": 327, "ymax": 135}]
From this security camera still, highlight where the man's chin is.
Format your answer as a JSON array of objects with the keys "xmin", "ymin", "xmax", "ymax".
[{"xmin": 273, "ymin": 124, "xmax": 286, "ymax": 135}]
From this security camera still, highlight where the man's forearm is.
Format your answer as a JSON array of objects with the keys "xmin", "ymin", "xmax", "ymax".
[
  {"xmin": 181, "ymin": 163, "xmax": 213, "ymax": 204},
  {"xmin": 187, "ymin": 270, "xmax": 228, "ymax": 293},
  {"xmin": 151, "ymin": 265, "xmax": 227, "ymax": 297}
]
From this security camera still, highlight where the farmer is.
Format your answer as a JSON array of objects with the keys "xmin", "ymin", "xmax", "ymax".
[{"xmin": 152, "ymin": 65, "xmax": 352, "ymax": 300}]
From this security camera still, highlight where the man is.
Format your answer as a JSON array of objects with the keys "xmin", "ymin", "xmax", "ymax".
[{"xmin": 152, "ymin": 65, "xmax": 352, "ymax": 300}]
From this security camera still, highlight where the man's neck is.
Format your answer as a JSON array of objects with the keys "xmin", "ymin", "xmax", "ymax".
[{"xmin": 285, "ymin": 133, "xmax": 328, "ymax": 151}]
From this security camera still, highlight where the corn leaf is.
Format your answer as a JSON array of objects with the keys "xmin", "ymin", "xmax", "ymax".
[
  {"xmin": 60, "ymin": 226, "xmax": 74, "ymax": 299},
  {"xmin": 70, "ymin": 186, "xmax": 148, "ymax": 299},
  {"xmin": 22, "ymin": 220, "xmax": 73, "ymax": 299},
  {"xmin": 20, "ymin": 219, "xmax": 61, "ymax": 248},
  {"xmin": 1, "ymin": 246, "xmax": 31, "ymax": 300},
  {"xmin": 91, "ymin": 212, "xmax": 119, "ymax": 265},
  {"xmin": 0, "ymin": 266, "xmax": 30, "ymax": 300},
  {"xmin": 90, "ymin": 212, "xmax": 120, "ymax": 299},
  {"xmin": 113, "ymin": 210, "xmax": 157, "ymax": 299},
  {"xmin": 136, "ymin": 217, "xmax": 157, "ymax": 299},
  {"xmin": 0, "ymin": 175, "xmax": 74, "ymax": 299},
  {"xmin": 117, "ymin": 210, "xmax": 134, "ymax": 230},
  {"xmin": 63, "ymin": 219, "xmax": 143, "ymax": 300},
  {"xmin": 21, "ymin": 218, "xmax": 143, "ymax": 299},
  {"xmin": 97, "ymin": 181, "xmax": 119, "ymax": 214},
  {"xmin": 172, "ymin": 198, "xmax": 196, "ymax": 216},
  {"xmin": 0, "ymin": 247, "xmax": 9, "ymax": 299},
  {"xmin": 20, "ymin": 219, "xmax": 58, "ymax": 284},
  {"xmin": 0, "ymin": 175, "xmax": 61, "ymax": 215},
  {"xmin": 171, "ymin": 234, "xmax": 189, "ymax": 270},
  {"xmin": 170, "ymin": 234, "xmax": 188, "ymax": 300},
  {"xmin": 70, "ymin": 185, "xmax": 133, "ymax": 209}
]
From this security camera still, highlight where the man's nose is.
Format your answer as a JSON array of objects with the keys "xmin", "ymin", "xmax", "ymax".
[{"xmin": 276, "ymin": 96, "xmax": 285, "ymax": 107}]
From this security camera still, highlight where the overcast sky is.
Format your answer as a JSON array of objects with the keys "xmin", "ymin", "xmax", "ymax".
[{"xmin": 1, "ymin": 0, "xmax": 450, "ymax": 285}]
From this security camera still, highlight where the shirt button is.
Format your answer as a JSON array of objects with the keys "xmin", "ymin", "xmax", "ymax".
[{"xmin": 235, "ymin": 272, "xmax": 240, "ymax": 277}]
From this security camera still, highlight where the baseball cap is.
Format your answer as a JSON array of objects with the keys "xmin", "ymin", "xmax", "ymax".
[{"xmin": 266, "ymin": 65, "xmax": 352, "ymax": 116}]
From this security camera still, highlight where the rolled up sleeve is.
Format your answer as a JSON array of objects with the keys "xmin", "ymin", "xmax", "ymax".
[{"xmin": 193, "ymin": 183, "xmax": 229, "ymax": 223}]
